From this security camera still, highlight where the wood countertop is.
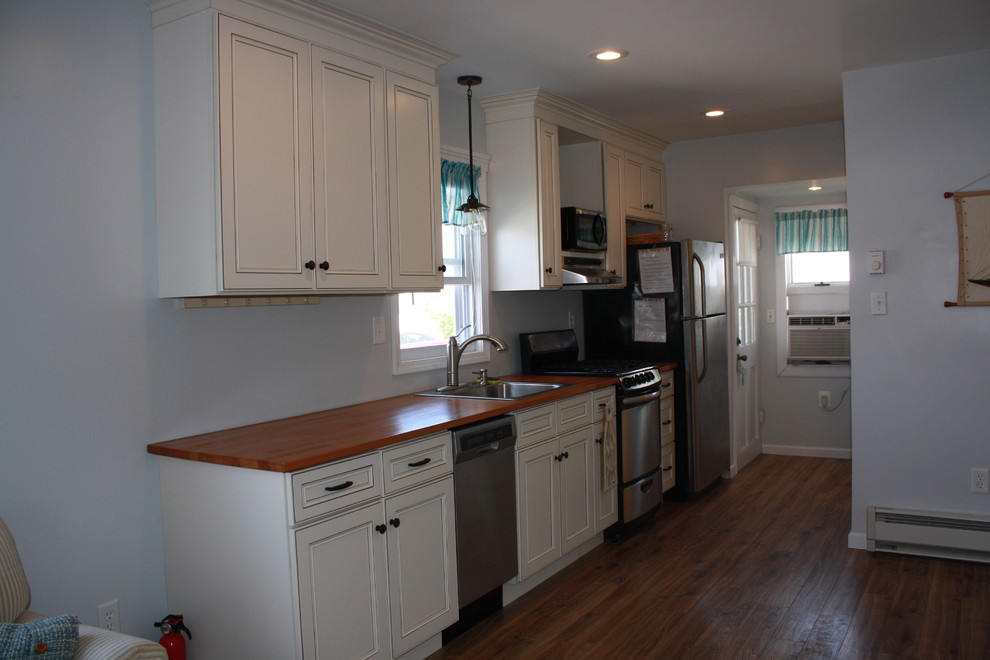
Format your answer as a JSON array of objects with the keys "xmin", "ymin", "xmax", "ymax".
[{"xmin": 147, "ymin": 374, "xmax": 621, "ymax": 473}]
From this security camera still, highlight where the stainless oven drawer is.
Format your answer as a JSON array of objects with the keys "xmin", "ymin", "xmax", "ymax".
[{"xmin": 622, "ymin": 470, "xmax": 661, "ymax": 523}]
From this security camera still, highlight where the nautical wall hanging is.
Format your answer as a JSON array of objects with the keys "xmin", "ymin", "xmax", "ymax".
[{"xmin": 945, "ymin": 188, "xmax": 990, "ymax": 307}]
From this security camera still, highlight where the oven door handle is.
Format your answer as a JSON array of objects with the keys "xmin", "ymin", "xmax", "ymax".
[{"xmin": 620, "ymin": 389, "xmax": 661, "ymax": 407}]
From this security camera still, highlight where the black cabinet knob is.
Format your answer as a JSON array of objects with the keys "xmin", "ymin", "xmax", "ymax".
[
  {"xmin": 438, "ymin": 265, "xmax": 447, "ymax": 273},
  {"xmin": 319, "ymin": 261, "xmax": 330, "ymax": 271},
  {"xmin": 305, "ymin": 260, "xmax": 316, "ymax": 270},
  {"xmin": 545, "ymin": 267, "xmax": 553, "ymax": 274},
  {"xmin": 376, "ymin": 524, "xmax": 386, "ymax": 534},
  {"xmin": 390, "ymin": 518, "xmax": 400, "ymax": 528}
]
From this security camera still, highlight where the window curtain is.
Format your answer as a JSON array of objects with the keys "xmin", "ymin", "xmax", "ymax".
[
  {"xmin": 775, "ymin": 208, "xmax": 848, "ymax": 254},
  {"xmin": 440, "ymin": 159, "xmax": 481, "ymax": 226}
]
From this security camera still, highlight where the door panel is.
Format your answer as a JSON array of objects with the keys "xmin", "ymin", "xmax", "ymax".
[{"xmin": 730, "ymin": 198, "xmax": 762, "ymax": 472}]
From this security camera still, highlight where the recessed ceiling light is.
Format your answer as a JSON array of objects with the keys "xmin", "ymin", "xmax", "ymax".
[
  {"xmin": 704, "ymin": 109, "xmax": 727, "ymax": 117},
  {"xmin": 589, "ymin": 49, "xmax": 629, "ymax": 61}
]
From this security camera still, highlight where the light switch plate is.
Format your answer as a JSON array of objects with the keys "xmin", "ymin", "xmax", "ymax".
[
  {"xmin": 870, "ymin": 291, "xmax": 887, "ymax": 315},
  {"xmin": 868, "ymin": 249, "xmax": 885, "ymax": 274}
]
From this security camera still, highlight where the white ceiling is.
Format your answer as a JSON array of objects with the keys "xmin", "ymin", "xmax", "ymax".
[{"xmin": 316, "ymin": 0, "xmax": 990, "ymax": 143}]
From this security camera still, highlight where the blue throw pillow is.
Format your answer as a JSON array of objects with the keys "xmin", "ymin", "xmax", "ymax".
[{"xmin": 0, "ymin": 614, "xmax": 78, "ymax": 659}]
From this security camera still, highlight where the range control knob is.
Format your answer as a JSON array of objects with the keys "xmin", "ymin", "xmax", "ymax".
[{"xmin": 622, "ymin": 377, "xmax": 634, "ymax": 388}]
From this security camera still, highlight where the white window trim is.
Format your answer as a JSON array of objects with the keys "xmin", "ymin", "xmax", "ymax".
[
  {"xmin": 390, "ymin": 145, "xmax": 491, "ymax": 376},
  {"xmin": 774, "ymin": 203, "xmax": 850, "ymax": 378}
]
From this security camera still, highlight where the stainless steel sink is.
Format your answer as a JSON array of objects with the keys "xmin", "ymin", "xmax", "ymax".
[{"xmin": 418, "ymin": 381, "xmax": 571, "ymax": 400}]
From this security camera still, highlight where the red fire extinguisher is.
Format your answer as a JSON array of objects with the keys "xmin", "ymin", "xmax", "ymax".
[{"xmin": 154, "ymin": 614, "xmax": 191, "ymax": 660}]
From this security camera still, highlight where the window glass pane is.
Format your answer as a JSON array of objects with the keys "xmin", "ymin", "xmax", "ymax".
[
  {"xmin": 788, "ymin": 251, "xmax": 849, "ymax": 284},
  {"xmin": 398, "ymin": 288, "xmax": 456, "ymax": 349}
]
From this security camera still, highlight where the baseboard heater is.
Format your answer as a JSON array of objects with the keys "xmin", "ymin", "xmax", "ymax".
[{"xmin": 867, "ymin": 506, "xmax": 990, "ymax": 564}]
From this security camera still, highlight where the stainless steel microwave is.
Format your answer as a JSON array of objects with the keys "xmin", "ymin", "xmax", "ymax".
[{"xmin": 561, "ymin": 207, "xmax": 607, "ymax": 252}]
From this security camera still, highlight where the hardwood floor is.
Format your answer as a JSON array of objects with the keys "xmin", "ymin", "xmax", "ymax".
[{"xmin": 430, "ymin": 455, "xmax": 990, "ymax": 659}]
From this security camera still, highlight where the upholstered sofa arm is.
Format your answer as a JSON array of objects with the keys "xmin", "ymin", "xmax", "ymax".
[{"xmin": 18, "ymin": 611, "xmax": 168, "ymax": 660}]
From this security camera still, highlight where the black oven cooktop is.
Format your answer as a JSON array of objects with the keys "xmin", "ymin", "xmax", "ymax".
[{"xmin": 519, "ymin": 329, "xmax": 660, "ymax": 393}]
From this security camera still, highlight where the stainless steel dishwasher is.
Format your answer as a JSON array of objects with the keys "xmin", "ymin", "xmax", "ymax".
[{"xmin": 450, "ymin": 415, "xmax": 518, "ymax": 612}]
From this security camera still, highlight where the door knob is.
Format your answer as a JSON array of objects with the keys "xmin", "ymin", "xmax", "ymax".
[{"xmin": 736, "ymin": 354, "xmax": 748, "ymax": 361}]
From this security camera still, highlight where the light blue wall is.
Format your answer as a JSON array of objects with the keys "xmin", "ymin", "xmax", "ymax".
[
  {"xmin": 843, "ymin": 49, "xmax": 990, "ymax": 544},
  {"xmin": 0, "ymin": 0, "xmax": 579, "ymax": 637}
]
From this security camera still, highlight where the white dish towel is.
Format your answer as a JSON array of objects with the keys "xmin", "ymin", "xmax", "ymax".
[{"xmin": 601, "ymin": 400, "xmax": 617, "ymax": 491}]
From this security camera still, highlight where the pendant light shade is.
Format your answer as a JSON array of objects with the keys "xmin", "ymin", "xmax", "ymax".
[{"xmin": 455, "ymin": 75, "xmax": 490, "ymax": 216}]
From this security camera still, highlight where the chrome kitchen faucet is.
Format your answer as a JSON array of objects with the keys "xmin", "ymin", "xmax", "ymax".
[{"xmin": 440, "ymin": 334, "xmax": 508, "ymax": 390}]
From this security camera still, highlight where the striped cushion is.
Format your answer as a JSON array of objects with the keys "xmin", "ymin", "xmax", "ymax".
[{"xmin": 0, "ymin": 519, "xmax": 31, "ymax": 623}]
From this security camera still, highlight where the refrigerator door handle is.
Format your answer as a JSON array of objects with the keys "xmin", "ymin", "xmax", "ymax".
[
  {"xmin": 692, "ymin": 319, "xmax": 708, "ymax": 385},
  {"xmin": 692, "ymin": 252, "xmax": 707, "ymax": 317}
]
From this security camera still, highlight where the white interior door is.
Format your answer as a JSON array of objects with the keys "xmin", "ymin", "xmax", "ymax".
[{"xmin": 729, "ymin": 195, "xmax": 762, "ymax": 472}]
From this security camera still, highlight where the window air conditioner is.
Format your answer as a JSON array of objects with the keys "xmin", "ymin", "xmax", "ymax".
[{"xmin": 787, "ymin": 314, "xmax": 850, "ymax": 363}]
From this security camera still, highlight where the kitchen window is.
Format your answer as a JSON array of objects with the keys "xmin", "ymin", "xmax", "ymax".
[{"xmin": 391, "ymin": 147, "xmax": 490, "ymax": 375}]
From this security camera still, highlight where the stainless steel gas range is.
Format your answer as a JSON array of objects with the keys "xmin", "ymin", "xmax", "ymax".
[{"xmin": 520, "ymin": 329, "xmax": 663, "ymax": 537}]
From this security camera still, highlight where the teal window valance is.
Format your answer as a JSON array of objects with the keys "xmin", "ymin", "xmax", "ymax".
[
  {"xmin": 775, "ymin": 208, "xmax": 848, "ymax": 254},
  {"xmin": 440, "ymin": 159, "xmax": 481, "ymax": 226}
]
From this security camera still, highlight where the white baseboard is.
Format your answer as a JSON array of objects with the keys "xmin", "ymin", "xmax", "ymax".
[
  {"xmin": 847, "ymin": 531, "xmax": 868, "ymax": 550},
  {"xmin": 762, "ymin": 444, "xmax": 851, "ymax": 460}
]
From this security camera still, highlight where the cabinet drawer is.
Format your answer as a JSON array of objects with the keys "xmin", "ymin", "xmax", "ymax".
[
  {"xmin": 557, "ymin": 393, "xmax": 593, "ymax": 434},
  {"xmin": 381, "ymin": 432, "xmax": 452, "ymax": 494},
  {"xmin": 659, "ymin": 370, "xmax": 674, "ymax": 400},
  {"xmin": 661, "ymin": 447, "xmax": 675, "ymax": 493},
  {"xmin": 513, "ymin": 403, "xmax": 556, "ymax": 449},
  {"xmin": 292, "ymin": 453, "xmax": 383, "ymax": 523},
  {"xmin": 660, "ymin": 396, "xmax": 675, "ymax": 444},
  {"xmin": 592, "ymin": 387, "xmax": 617, "ymax": 422}
]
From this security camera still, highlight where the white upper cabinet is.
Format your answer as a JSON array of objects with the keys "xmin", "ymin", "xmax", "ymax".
[
  {"xmin": 385, "ymin": 73, "xmax": 444, "ymax": 290},
  {"xmin": 624, "ymin": 153, "xmax": 666, "ymax": 223},
  {"xmin": 480, "ymin": 89, "xmax": 667, "ymax": 291},
  {"xmin": 218, "ymin": 17, "xmax": 315, "ymax": 292},
  {"xmin": 147, "ymin": 0, "xmax": 452, "ymax": 297},
  {"xmin": 312, "ymin": 47, "xmax": 389, "ymax": 290}
]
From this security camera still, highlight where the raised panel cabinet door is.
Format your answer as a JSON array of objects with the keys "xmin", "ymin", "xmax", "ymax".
[
  {"xmin": 384, "ymin": 478, "xmax": 458, "ymax": 657},
  {"xmin": 312, "ymin": 47, "xmax": 389, "ymax": 290},
  {"xmin": 624, "ymin": 154, "xmax": 646, "ymax": 219},
  {"xmin": 295, "ymin": 502, "xmax": 389, "ymax": 660},
  {"xmin": 603, "ymin": 144, "xmax": 626, "ymax": 280},
  {"xmin": 218, "ymin": 16, "xmax": 315, "ymax": 291},
  {"xmin": 537, "ymin": 120, "xmax": 562, "ymax": 289},
  {"xmin": 386, "ymin": 72, "xmax": 443, "ymax": 290},
  {"xmin": 558, "ymin": 427, "xmax": 596, "ymax": 554},
  {"xmin": 516, "ymin": 441, "xmax": 561, "ymax": 580},
  {"xmin": 644, "ymin": 159, "xmax": 665, "ymax": 221}
]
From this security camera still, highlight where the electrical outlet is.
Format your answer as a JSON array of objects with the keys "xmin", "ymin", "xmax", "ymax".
[
  {"xmin": 818, "ymin": 391, "xmax": 831, "ymax": 409},
  {"xmin": 97, "ymin": 599, "xmax": 119, "ymax": 632},
  {"xmin": 372, "ymin": 315, "xmax": 385, "ymax": 345},
  {"xmin": 972, "ymin": 468, "xmax": 989, "ymax": 494},
  {"xmin": 567, "ymin": 311, "xmax": 576, "ymax": 329}
]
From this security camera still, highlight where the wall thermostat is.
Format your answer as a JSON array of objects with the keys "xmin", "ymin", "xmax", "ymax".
[{"xmin": 868, "ymin": 249, "xmax": 885, "ymax": 274}]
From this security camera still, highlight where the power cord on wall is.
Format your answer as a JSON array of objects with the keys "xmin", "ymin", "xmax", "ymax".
[{"xmin": 825, "ymin": 386, "xmax": 850, "ymax": 412}]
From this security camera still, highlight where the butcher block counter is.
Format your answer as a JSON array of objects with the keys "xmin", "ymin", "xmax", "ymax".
[{"xmin": 147, "ymin": 374, "xmax": 618, "ymax": 473}]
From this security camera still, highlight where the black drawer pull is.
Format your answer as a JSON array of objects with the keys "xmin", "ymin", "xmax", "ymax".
[
  {"xmin": 663, "ymin": 466, "xmax": 673, "ymax": 472},
  {"xmin": 324, "ymin": 480, "xmax": 354, "ymax": 492},
  {"xmin": 662, "ymin": 420, "xmax": 673, "ymax": 426},
  {"xmin": 407, "ymin": 457, "xmax": 432, "ymax": 468}
]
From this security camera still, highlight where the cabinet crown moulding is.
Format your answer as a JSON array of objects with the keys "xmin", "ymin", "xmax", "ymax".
[
  {"xmin": 143, "ymin": 0, "xmax": 457, "ymax": 69},
  {"xmin": 479, "ymin": 88, "xmax": 669, "ymax": 155}
]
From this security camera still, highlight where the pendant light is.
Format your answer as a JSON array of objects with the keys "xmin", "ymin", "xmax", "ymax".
[{"xmin": 455, "ymin": 75, "xmax": 490, "ymax": 219}]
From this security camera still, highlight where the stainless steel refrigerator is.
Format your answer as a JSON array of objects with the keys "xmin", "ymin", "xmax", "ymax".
[{"xmin": 583, "ymin": 239, "xmax": 731, "ymax": 500}]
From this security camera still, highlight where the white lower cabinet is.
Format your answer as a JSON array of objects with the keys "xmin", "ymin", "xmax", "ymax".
[
  {"xmin": 159, "ymin": 431, "xmax": 456, "ymax": 660},
  {"xmin": 296, "ymin": 478, "xmax": 457, "ymax": 660},
  {"xmin": 512, "ymin": 388, "xmax": 615, "ymax": 582}
]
